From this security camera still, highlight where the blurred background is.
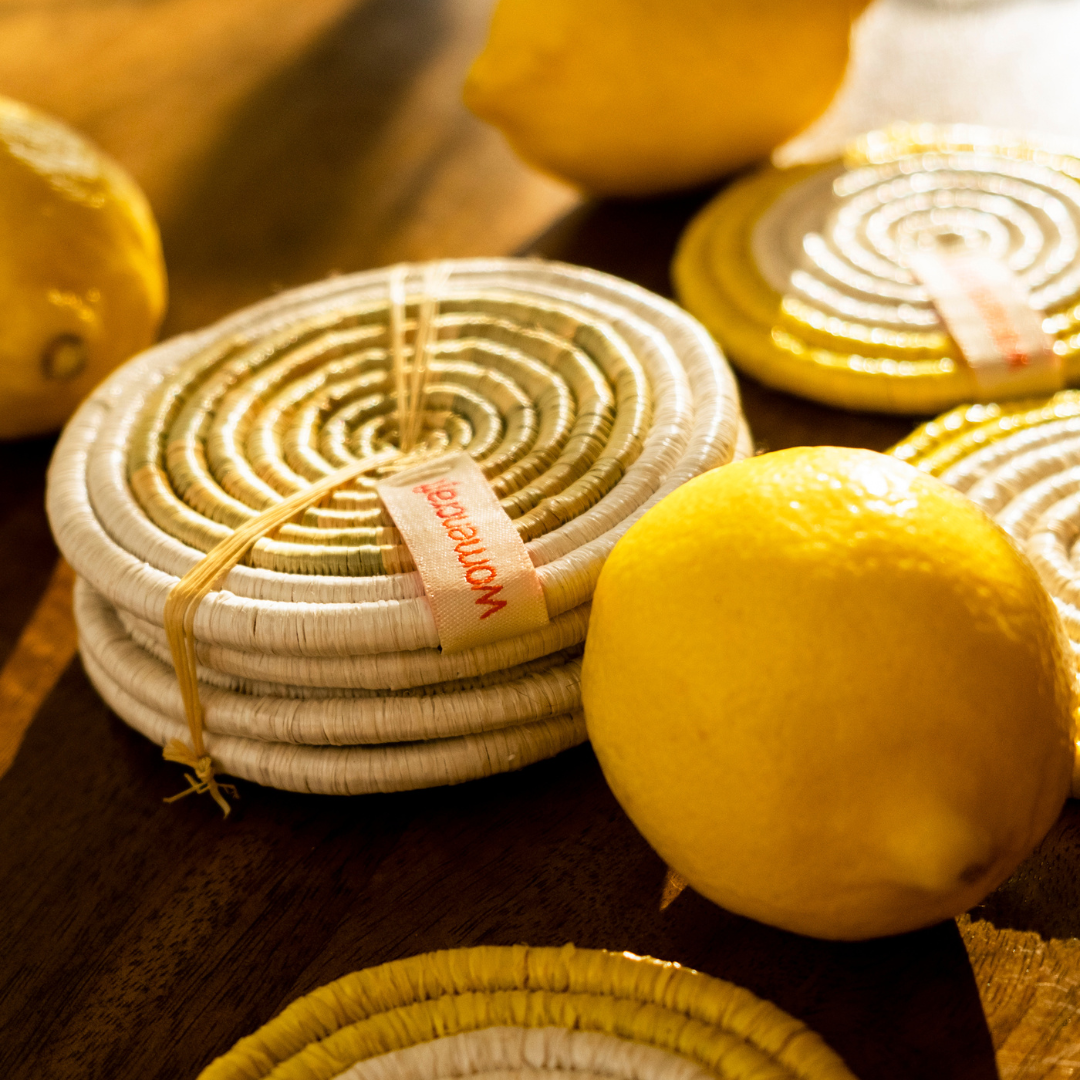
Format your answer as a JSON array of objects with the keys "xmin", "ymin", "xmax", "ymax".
[
  {"xmin": 3, "ymin": 0, "xmax": 1078, "ymax": 343},
  {"xmin": 0, "ymin": 0, "xmax": 578, "ymax": 335}
]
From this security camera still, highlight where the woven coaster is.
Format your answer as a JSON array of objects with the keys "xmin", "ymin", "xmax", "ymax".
[
  {"xmin": 48, "ymin": 258, "xmax": 751, "ymax": 795},
  {"xmin": 197, "ymin": 945, "xmax": 856, "ymax": 1080},
  {"xmin": 674, "ymin": 123, "xmax": 1080, "ymax": 415}
]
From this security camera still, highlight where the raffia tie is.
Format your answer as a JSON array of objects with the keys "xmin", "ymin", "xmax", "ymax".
[
  {"xmin": 161, "ymin": 263, "xmax": 452, "ymax": 814},
  {"xmin": 393, "ymin": 260, "xmax": 453, "ymax": 455},
  {"xmin": 161, "ymin": 743, "xmax": 238, "ymax": 815}
]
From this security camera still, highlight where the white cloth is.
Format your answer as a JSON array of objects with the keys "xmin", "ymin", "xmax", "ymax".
[{"xmin": 779, "ymin": 0, "xmax": 1080, "ymax": 166}]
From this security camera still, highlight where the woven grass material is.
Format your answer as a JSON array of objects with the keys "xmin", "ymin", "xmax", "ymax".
[
  {"xmin": 198, "ymin": 945, "xmax": 857, "ymax": 1080},
  {"xmin": 328, "ymin": 1027, "xmax": 715, "ymax": 1080},
  {"xmin": 48, "ymin": 258, "xmax": 749, "ymax": 795},
  {"xmin": 891, "ymin": 389, "xmax": 1080, "ymax": 667},
  {"xmin": 674, "ymin": 123, "xmax": 1080, "ymax": 415},
  {"xmin": 75, "ymin": 580, "xmax": 586, "ymax": 795}
]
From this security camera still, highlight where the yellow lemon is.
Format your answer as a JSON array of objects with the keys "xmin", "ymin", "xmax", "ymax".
[
  {"xmin": 582, "ymin": 446, "xmax": 1075, "ymax": 940},
  {"xmin": 463, "ymin": 0, "xmax": 868, "ymax": 196},
  {"xmin": 0, "ymin": 96, "xmax": 166, "ymax": 439}
]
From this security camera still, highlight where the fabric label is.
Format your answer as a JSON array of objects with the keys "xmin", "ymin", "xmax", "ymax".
[
  {"xmin": 376, "ymin": 452, "xmax": 550, "ymax": 653},
  {"xmin": 908, "ymin": 250, "xmax": 1061, "ymax": 396}
]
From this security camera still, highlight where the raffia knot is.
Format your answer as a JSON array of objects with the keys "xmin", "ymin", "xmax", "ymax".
[{"xmin": 162, "ymin": 739, "xmax": 238, "ymax": 817}]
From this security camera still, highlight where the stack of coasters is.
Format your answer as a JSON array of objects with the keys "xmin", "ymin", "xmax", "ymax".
[
  {"xmin": 891, "ymin": 390, "xmax": 1080, "ymax": 670},
  {"xmin": 197, "ymin": 945, "xmax": 856, "ymax": 1080},
  {"xmin": 48, "ymin": 258, "xmax": 750, "ymax": 796},
  {"xmin": 674, "ymin": 123, "xmax": 1080, "ymax": 415}
]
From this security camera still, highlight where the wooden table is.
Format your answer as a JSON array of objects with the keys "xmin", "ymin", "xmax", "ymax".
[{"xmin": 2, "ymin": 2, "xmax": 1080, "ymax": 1077}]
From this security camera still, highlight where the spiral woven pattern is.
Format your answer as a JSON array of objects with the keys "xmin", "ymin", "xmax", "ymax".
[
  {"xmin": 327, "ymin": 1027, "xmax": 714, "ymax": 1080},
  {"xmin": 48, "ymin": 258, "xmax": 749, "ymax": 794},
  {"xmin": 197, "ymin": 945, "xmax": 857, "ymax": 1080},
  {"xmin": 890, "ymin": 388, "xmax": 1080, "ymax": 667},
  {"xmin": 674, "ymin": 123, "xmax": 1080, "ymax": 414}
]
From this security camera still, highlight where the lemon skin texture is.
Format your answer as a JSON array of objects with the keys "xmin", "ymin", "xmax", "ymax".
[
  {"xmin": 463, "ymin": 0, "xmax": 869, "ymax": 196},
  {"xmin": 0, "ymin": 97, "xmax": 166, "ymax": 439},
  {"xmin": 582, "ymin": 446, "xmax": 1075, "ymax": 940}
]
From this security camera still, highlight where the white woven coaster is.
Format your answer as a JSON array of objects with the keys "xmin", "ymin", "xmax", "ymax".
[{"xmin": 51, "ymin": 258, "xmax": 750, "ymax": 793}]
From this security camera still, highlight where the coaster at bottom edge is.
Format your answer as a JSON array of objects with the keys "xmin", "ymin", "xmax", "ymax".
[{"xmin": 197, "ymin": 945, "xmax": 857, "ymax": 1080}]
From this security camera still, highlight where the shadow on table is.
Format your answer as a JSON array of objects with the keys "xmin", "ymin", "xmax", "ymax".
[
  {"xmin": 971, "ymin": 800, "xmax": 1080, "ymax": 940},
  {"xmin": 526, "ymin": 190, "xmax": 717, "ymax": 300},
  {"xmin": 658, "ymin": 888, "xmax": 998, "ymax": 1080}
]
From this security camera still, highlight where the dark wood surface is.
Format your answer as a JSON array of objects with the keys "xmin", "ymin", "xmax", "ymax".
[{"xmin": 1, "ymin": 3, "xmax": 1080, "ymax": 1078}]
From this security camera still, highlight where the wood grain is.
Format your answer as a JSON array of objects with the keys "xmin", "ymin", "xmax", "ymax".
[
  {"xmin": 961, "ymin": 918, "xmax": 1080, "ymax": 1078},
  {"xmin": 0, "ymin": 676, "xmax": 999, "ymax": 1080},
  {"xmin": 0, "ymin": 0, "xmax": 360, "ymax": 220},
  {"xmin": 0, "ymin": 558, "xmax": 75, "ymax": 777}
]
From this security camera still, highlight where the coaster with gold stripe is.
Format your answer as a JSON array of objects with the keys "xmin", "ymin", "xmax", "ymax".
[
  {"xmin": 198, "ymin": 945, "xmax": 856, "ymax": 1080},
  {"xmin": 675, "ymin": 124, "xmax": 1080, "ymax": 415}
]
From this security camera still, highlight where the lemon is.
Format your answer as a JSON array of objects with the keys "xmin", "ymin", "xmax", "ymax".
[
  {"xmin": 463, "ymin": 0, "xmax": 868, "ymax": 196},
  {"xmin": 0, "ymin": 96, "xmax": 166, "ymax": 439},
  {"xmin": 582, "ymin": 446, "xmax": 1075, "ymax": 940}
]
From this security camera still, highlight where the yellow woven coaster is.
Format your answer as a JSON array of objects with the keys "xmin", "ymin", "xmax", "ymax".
[
  {"xmin": 674, "ymin": 124, "xmax": 1080, "ymax": 415},
  {"xmin": 889, "ymin": 390, "xmax": 1080, "ymax": 736},
  {"xmin": 199, "ymin": 945, "xmax": 856, "ymax": 1080}
]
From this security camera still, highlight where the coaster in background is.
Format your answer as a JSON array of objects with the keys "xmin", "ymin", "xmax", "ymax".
[{"xmin": 674, "ymin": 123, "xmax": 1080, "ymax": 415}]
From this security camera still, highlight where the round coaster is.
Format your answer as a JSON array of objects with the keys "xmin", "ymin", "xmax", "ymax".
[
  {"xmin": 674, "ymin": 124, "xmax": 1080, "ymax": 415},
  {"xmin": 75, "ymin": 579, "xmax": 586, "ymax": 795},
  {"xmin": 890, "ymin": 388, "xmax": 1080, "ymax": 664},
  {"xmin": 48, "ymin": 258, "xmax": 750, "ymax": 791},
  {"xmin": 197, "ymin": 945, "xmax": 856, "ymax": 1080}
]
